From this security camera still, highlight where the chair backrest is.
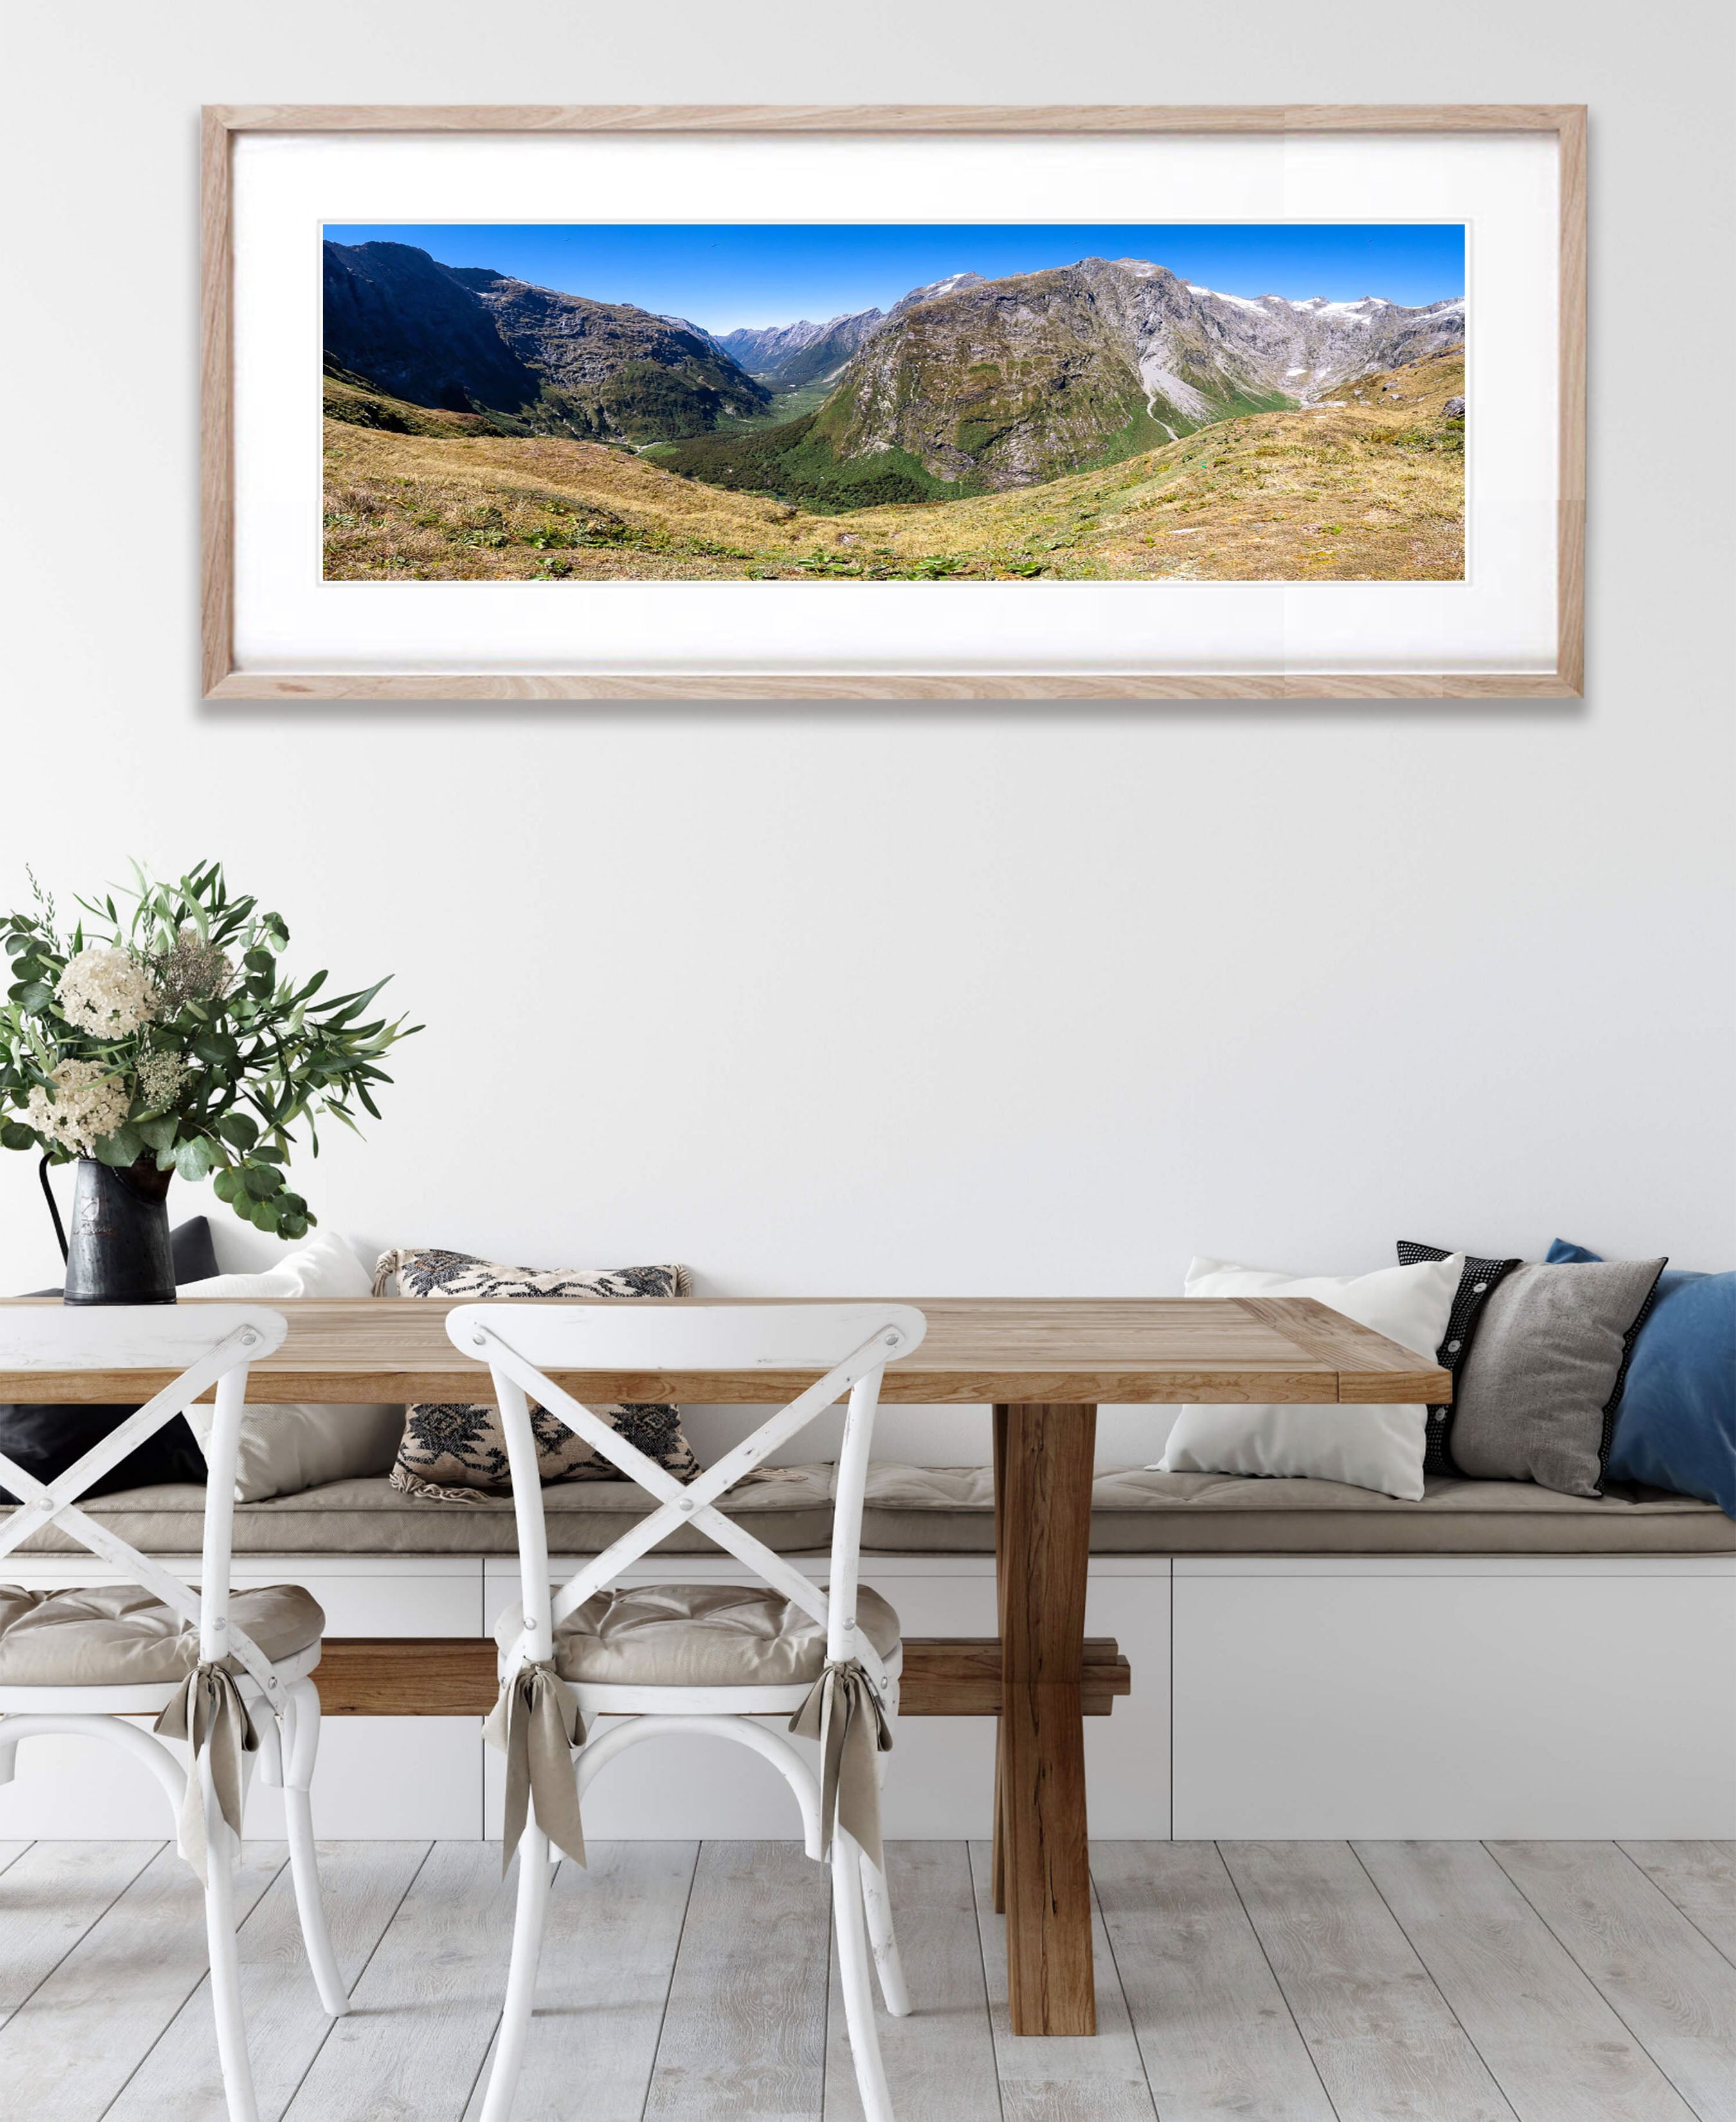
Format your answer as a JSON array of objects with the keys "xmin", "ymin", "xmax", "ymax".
[
  {"xmin": 446, "ymin": 1301, "xmax": 927, "ymax": 1689},
  {"xmin": 0, "ymin": 1305, "xmax": 289, "ymax": 1700}
]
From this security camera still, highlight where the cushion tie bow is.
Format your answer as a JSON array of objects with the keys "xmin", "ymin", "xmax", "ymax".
[
  {"xmin": 789, "ymin": 1658, "xmax": 893, "ymax": 1872},
  {"xmin": 154, "ymin": 1664, "xmax": 260, "ymax": 1883},
  {"xmin": 484, "ymin": 1660, "xmax": 587, "ymax": 1872}
]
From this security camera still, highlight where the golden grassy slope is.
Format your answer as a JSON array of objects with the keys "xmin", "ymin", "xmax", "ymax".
[
  {"xmin": 322, "ymin": 352, "xmax": 1463, "ymax": 584},
  {"xmin": 322, "ymin": 424, "xmax": 814, "ymax": 580}
]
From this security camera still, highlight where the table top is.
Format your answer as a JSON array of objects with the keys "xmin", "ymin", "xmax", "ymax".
[{"xmin": 0, "ymin": 1296, "xmax": 1450, "ymax": 1406}]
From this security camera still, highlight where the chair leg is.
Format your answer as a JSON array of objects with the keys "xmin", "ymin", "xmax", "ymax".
[
  {"xmin": 860, "ymin": 1736, "xmax": 909, "ymax": 2016},
  {"xmin": 478, "ymin": 1822, "xmax": 553, "ymax": 2122},
  {"xmin": 203, "ymin": 1799, "xmax": 262, "ymax": 2122},
  {"xmin": 833, "ymin": 1828, "xmax": 896, "ymax": 2122},
  {"xmin": 280, "ymin": 1680, "xmax": 349, "ymax": 2016},
  {"xmin": 859, "ymin": 1848, "xmax": 910, "ymax": 2017}
]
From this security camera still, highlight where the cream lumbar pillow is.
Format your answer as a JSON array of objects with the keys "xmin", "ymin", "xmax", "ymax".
[
  {"xmin": 178, "ymin": 1229, "xmax": 403, "ymax": 1501},
  {"xmin": 1155, "ymin": 1253, "xmax": 1465, "ymax": 1501}
]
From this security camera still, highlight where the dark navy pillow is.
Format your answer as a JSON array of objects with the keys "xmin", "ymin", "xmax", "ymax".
[
  {"xmin": 1548, "ymin": 1240, "xmax": 1736, "ymax": 1519},
  {"xmin": 1, "ymin": 1217, "xmax": 221, "ymax": 1503}
]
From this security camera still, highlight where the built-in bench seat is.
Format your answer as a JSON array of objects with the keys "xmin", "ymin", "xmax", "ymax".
[
  {"xmin": 19, "ymin": 1462, "xmax": 1735, "ymax": 1556},
  {"xmin": 6, "ymin": 1462, "xmax": 1733, "ymax": 1842}
]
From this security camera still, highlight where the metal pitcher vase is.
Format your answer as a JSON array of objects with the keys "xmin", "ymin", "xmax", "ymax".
[{"xmin": 62, "ymin": 1156, "xmax": 175, "ymax": 1305}]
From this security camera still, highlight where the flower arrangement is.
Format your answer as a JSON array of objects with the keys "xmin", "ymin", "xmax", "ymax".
[{"xmin": 1, "ymin": 862, "xmax": 417, "ymax": 1239}]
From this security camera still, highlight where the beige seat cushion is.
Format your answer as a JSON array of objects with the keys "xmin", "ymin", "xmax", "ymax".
[
  {"xmin": 19, "ymin": 1465, "xmax": 838, "ymax": 1558},
  {"xmin": 494, "ymin": 1582, "xmax": 901, "ymax": 1689},
  {"xmin": 0, "ymin": 1584, "xmax": 324, "ymax": 1688},
  {"xmin": 858, "ymin": 1464, "xmax": 1736, "ymax": 1556},
  {"xmin": 17, "ymin": 1462, "xmax": 1733, "ymax": 1561}
]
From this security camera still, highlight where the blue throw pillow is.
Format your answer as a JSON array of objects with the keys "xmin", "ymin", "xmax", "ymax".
[{"xmin": 1548, "ymin": 1239, "xmax": 1736, "ymax": 1516}]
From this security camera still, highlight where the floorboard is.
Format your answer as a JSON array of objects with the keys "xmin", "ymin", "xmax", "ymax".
[
  {"xmin": 1357, "ymin": 1839, "xmax": 1695, "ymax": 2122},
  {"xmin": 969, "ymin": 1840, "xmax": 1157, "ymax": 2122},
  {"xmin": 1620, "ymin": 1842, "xmax": 1736, "ymax": 1968},
  {"xmin": 1490, "ymin": 1840, "xmax": 1736, "ymax": 2122},
  {"xmin": 0, "ymin": 1842, "xmax": 282, "ymax": 2122},
  {"xmin": 0, "ymin": 1840, "xmax": 160, "ymax": 2020},
  {"xmin": 5, "ymin": 1838, "xmax": 1736, "ymax": 2122},
  {"xmin": 106, "ymin": 1840, "xmax": 430, "ymax": 2122},
  {"xmin": 462, "ymin": 1842, "xmax": 698, "ymax": 2122},
  {"xmin": 282, "ymin": 1841, "xmax": 520, "ymax": 2122},
  {"xmin": 643, "ymin": 1840, "xmax": 832, "ymax": 2122},
  {"xmin": 825, "ymin": 1841, "xmax": 1001, "ymax": 2122},
  {"xmin": 1094, "ymin": 1840, "xmax": 1335, "ymax": 2122},
  {"xmin": 1221, "ymin": 1838, "xmax": 1515, "ymax": 2122}
]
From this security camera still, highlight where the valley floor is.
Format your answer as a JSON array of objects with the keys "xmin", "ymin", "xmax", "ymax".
[{"xmin": 322, "ymin": 353, "xmax": 1464, "ymax": 585}]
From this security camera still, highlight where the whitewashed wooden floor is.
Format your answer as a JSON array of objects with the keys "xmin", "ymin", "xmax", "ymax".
[{"xmin": 2, "ymin": 1838, "xmax": 1734, "ymax": 2121}]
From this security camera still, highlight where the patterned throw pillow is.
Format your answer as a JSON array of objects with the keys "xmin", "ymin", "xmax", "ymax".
[{"xmin": 375, "ymin": 1247, "xmax": 700, "ymax": 1502}]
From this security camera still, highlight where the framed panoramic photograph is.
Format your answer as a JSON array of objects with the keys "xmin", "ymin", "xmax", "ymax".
[{"xmin": 201, "ymin": 105, "xmax": 1586, "ymax": 699}]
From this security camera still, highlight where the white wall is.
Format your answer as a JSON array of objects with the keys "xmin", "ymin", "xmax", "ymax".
[{"xmin": 5, "ymin": 5, "xmax": 1733, "ymax": 1388}]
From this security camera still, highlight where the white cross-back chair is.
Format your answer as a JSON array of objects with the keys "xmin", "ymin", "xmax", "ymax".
[
  {"xmin": 448, "ymin": 1300, "xmax": 928, "ymax": 2122},
  {"xmin": 0, "ymin": 1305, "xmax": 348, "ymax": 2122}
]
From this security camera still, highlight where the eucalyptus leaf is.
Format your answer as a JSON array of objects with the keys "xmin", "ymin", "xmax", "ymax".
[
  {"xmin": 174, "ymin": 1134, "xmax": 219, "ymax": 1181},
  {"xmin": 136, "ymin": 1114, "xmax": 179, "ymax": 1152},
  {"xmin": 93, "ymin": 1124, "xmax": 145, "ymax": 1166}
]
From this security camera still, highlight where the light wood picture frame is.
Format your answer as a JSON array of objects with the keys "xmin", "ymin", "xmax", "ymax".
[{"xmin": 202, "ymin": 104, "xmax": 1586, "ymax": 701}]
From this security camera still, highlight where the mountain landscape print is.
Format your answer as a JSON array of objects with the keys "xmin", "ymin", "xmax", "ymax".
[{"xmin": 321, "ymin": 222, "xmax": 1466, "ymax": 583}]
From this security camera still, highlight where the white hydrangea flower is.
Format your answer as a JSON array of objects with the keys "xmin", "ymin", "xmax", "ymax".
[
  {"xmin": 25, "ymin": 1059, "xmax": 132, "ymax": 1156},
  {"xmin": 55, "ymin": 946, "xmax": 156, "ymax": 1037}
]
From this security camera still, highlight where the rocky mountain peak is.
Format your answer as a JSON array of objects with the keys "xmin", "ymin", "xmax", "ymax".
[{"xmin": 322, "ymin": 239, "xmax": 769, "ymax": 440}]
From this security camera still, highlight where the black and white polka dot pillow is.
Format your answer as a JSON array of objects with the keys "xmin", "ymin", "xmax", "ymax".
[{"xmin": 1396, "ymin": 1242, "xmax": 1524, "ymax": 1474}]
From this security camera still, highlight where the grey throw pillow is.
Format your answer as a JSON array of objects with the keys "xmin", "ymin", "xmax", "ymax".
[{"xmin": 1449, "ymin": 1258, "xmax": 1667, "ymax": 1496}]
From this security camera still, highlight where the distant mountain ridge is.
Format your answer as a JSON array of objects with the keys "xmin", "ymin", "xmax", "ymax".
[
  {"xmin": 322, "ymin": 241, "xmax": 770, "ymax": 441},
  {"xmin": 716, "ymin": 309, "xmax": 887, "ymax": 388},
  {"xmin": 716, "ymin": 273, "xmax": 996, "ymax": 388}
]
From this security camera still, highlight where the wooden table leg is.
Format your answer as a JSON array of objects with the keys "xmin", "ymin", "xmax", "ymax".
[
  {"xmin": 993, "ymin": 1400, "xmax": 1097, "ymax": 2036},
  {"xmin": 991, "ymin": 1403, "xmax": 1008, "ymax": 1915}
]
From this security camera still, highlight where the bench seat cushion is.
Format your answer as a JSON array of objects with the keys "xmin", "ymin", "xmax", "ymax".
[
  {"xmin": 16, "ymin": 1462, "xmax": 1733, "ymax": 1559},
  {"xmin": 17, "ymin": 1465, "xmax": 838, "ymax": 1557},
  {"xmin": 863, "ymin": 1465, "xmax": 1736, "ymax": 1555},
  {"xmin": 0, "ymin": 1582, "xmax": 323, "ymax": 1687},
  {"xmin": 497, "ymin": 1582, "xmax": 901, "ymax": 1688}
]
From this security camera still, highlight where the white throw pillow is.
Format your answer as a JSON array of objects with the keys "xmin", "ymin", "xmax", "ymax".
[
  {"xmin": 1154, "ymin": 1253, "xmax": 1463, "ymax": 1501},
  {"xmin": 179, "ymin": 1230, "xmax": 402, "ymax": 1501}
]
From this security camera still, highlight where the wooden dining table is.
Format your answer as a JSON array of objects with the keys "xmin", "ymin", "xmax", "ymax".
[{"xmin": 3, "ymin": 1292, "xmax": 1449, "ymax": 2037}]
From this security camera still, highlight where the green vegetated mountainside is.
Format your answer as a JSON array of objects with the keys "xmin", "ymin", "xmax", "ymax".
[
  {"xmin": 323, "ymin": 240, "xmax": 771, "ymax": 444},
  {"xmin": 655, "ymin": 258, "xmax": 1309, "ymax": 509}
]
